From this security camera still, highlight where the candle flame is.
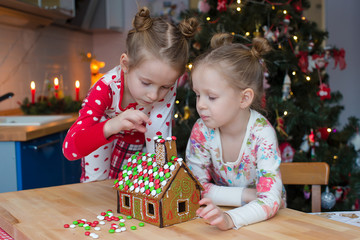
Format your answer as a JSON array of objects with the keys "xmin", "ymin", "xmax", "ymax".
[
  {"xmin": 54, "ymin": 77, "xmax": 59, "ymax": 86},
  {"xmin": 30, "ymin": 81, "xmax": 35, "ymax": 90},
  {"xmin": 75, "ymin": 80, "xmax": 80, "ymax": 88}
]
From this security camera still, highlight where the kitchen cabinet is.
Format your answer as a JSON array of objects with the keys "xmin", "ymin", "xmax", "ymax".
[{"xmin": 0, "ymin": 130, "xmax": 81, "ymax": 193}]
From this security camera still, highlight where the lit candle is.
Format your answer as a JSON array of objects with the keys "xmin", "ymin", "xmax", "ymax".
[
  {"xmin": 54, "ymin": 77, "xmax": 59, "ymax": 98},
  {"xmin": 75, "ymin": 80, "xmax": 80, "ymax": 101},
  {"xmin": 30, "ymin": 81, "xmax": 36, "ymax": 104}
]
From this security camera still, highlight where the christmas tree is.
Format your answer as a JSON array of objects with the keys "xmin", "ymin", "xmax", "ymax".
[{"xmin": 176, "ymin": 0, "xmax": 360, "ymax": 212}]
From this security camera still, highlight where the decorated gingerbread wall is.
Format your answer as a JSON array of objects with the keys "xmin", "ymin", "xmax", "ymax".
[{"xmin": 113, "ymin": 136, "xmax": 203, "ymax": 227}]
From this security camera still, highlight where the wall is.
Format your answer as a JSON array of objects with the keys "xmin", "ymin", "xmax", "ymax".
[
  {"xmin": 325, "ymin": 0, "xmax": 360, "ymax": 127},
  {"xmin": 0, "ymin": 24, "xmax": 92, "ymax": 111}
]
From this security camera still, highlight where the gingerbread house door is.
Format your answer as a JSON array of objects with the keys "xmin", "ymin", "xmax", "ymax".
[{"xmin": 133, "ymin": 197, "xmax": 143, "ymax": 220}]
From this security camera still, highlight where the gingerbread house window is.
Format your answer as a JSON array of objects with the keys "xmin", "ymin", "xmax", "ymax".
[
  {"xmin": 123, "ymin": 195, "xmax": 130, "ymax": 208},
  {"xmin": 147, "ymin": 202, "xmax": 155, "ymax": 215},
  {"xmin": 178, "ymin": 201, "xmax": 187, "ymax": 213}
]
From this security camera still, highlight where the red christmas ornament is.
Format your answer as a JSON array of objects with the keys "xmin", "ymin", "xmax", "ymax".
[
  {"xmin": 217, "ymin": 0, "xmax": 227, "ymax": 12},
  {"xmin": 279, "ymin": 142, "xmax": 295, "ymax": 163},
  {"xmin": 316, "ymin": 127, "xmax": 330, "ymax": 140},
  {"xmin": 317, "ymin": 83, "xmax": 331, "ymax": 100},
  {"xmin": 292, "ymin": 0, "xmax": 303, "ymax": 12}
]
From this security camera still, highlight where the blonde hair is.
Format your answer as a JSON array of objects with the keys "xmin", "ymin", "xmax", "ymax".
[
  {"xmin": 126, "ymin": 7, "xmax": 199, "ymax": 74},
  {"xmin": 193, "ymin": 33, "xmax": 272, "ymax": 112}
]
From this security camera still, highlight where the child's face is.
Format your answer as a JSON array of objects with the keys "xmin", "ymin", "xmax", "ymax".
[
  {"xmin": 192, "ymin": 65, "xmax": 244, "ymax": 129},
  {"xmin": 126, "ymin": 57, "xmax": 179, "ymax": 106}
]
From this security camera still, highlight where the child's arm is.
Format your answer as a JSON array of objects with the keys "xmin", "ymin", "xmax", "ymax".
[
  {"xmin": 225, "ymin": 124, "xmax": 283, "ymax": 229},
  {"xmin": 103, "ymin": 109, "xmax": 151, "ymax": 138},
  {"xmin": 186, "ymin": 120, "xmax": 254, "ymax": 207},
  {"xmin": 197, "ymin": 198, "xmax": 235, "ymax": 230}
]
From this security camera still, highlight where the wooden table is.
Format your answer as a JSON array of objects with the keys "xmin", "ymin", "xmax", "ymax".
[{"xmin": 0, "ymin": 180, "xmax": 359, "ymax": 240}]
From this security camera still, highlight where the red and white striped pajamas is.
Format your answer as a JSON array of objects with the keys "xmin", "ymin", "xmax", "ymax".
[{"xmin": 63, "ymin": 65, "xmax": 176, "ymax": 182}]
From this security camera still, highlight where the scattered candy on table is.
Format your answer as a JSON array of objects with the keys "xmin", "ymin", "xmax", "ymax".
[{"xmin": 63, "ymin": 209, "xmax": 145, "ymax": 238}]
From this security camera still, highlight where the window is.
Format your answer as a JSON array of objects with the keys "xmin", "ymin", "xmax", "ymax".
[
  {"xmin": 123, "ymin": 196, "xmax": 130, "ymax": 207},
  {"xmin": 147, "ymin": 203, "xmax": 155, "ymax": 215},
  {"xmin": 178, "ymin": 201, "xmax": 186, "ymax": 213}
]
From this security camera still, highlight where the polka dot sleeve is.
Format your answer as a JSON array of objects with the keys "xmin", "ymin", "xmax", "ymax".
[{"xmin": 63, "ymin": 80, "xmax": 115, "ymax": 160}]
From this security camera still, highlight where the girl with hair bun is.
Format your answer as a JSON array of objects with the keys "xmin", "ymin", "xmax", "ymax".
[
  {"xmin": 63, "ymin": 7, "xmax": 198, "ymax": 183},
  {"xmin": 186, "ymin": 33, "xmax": 286, "ymax": 230}
]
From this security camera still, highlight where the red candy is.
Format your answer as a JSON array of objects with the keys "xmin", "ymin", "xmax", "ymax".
[
  {"xmin": 145, "ymin": 189, "xmax": 151, "ymax": 195},
  {"xmin": 171, "ymin": 136, "xmax": 177, "ymax": 140},
  {"xmin": 64, "ymin": 224, "xmax": 70, "ymax": 228},
  {"xmin": 85, "ymin": 231, "xmax": 90, "ymax": 236},
  {"xmin": 101, "ymin": 212, "xmax": 106, "ymax": 216}
]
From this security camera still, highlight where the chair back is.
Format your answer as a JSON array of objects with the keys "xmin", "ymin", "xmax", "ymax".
[{"xmin": 280, "ymin": 162, "xmax": 330, "ymax": 212}]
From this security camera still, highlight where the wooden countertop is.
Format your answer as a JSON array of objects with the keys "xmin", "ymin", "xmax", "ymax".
[
  {"xmin": 0, "ymin": 114, "xmax": 77, "ymax": 141},
  {"xmin": 0, "ymin": 180, "xmax": 359, "ymax": 240}
]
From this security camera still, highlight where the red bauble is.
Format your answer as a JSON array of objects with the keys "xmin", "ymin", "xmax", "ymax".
[
  {"xmin": 279, "ymin": 142, "xmax": 295, "ymax": 163},
  {"xmin": 316, "ymin": 127, "xmax": 330, "ymax": 140},
  {"xmin": 317, "ymin": 83, "xmax": 331, "ymax": 100}
]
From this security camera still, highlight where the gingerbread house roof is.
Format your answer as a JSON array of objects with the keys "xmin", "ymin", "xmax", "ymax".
[{"xmin": 113, "ymin": 138, "xmax": 203, "ymax": 200}]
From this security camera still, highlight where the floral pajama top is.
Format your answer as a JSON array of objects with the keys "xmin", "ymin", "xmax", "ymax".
[{"xmin": 186, "ymin": 109, "xmax": 286, "ymax": 229}]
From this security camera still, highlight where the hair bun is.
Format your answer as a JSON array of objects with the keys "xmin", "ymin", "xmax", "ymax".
[
  {"xmin": 179, "ymin": 17, "xmax": 199, "ymax": 39},
  {"xmin": 250, "ymin": 37, "xmax": 272, "ymax": 59},
  {"xmin": 210, "ymin": 33, "xmax": 234, "ymax": 49},
  {"xmin": 132, "ymin": 7, "xmax": 153, "ymax": 32}
]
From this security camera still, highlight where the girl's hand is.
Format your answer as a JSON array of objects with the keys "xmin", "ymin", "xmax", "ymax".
[
  {"xmin": 103, "ymin": 109, "xmax": 152, "ymax": 138},
  {"xmin": 197, "ymin": 198, "xmax": 235, "ymax": 230}
]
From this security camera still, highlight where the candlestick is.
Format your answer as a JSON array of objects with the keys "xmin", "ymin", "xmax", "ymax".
[
  {"xmin": 54, "ymin": 77, "xmax": 59, "ymax": 98},
  {"xmin": 75, "ymin": 80, "xmax": 80, "ymax": 101},
  {"xmin": 30, "ymin": 81, "xmax": 36, "ymax": 104}
]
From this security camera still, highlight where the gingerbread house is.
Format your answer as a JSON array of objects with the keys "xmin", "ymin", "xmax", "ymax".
[{"xmin": 113, "ymin": 136, "xmax": 203, "ymax": 227}]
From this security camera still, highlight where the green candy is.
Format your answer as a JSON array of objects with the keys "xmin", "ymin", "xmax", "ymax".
[
  {"xmin": 109, "ymin": 229, "xmax": 115, "ymax": 233},
  {"xmin": 138, "ymin": 159, "xmax": 142, "ymax": 164},
  {"xmin": 168, "ymin": 162, "xmax": 173, "ymax": 166},
  {"xmin": 119, "ymin": 184, "xmax": 124, "ymax": 190},
  {"xmin": 126, "ymin": 180, "xmax": 131, "ymax": 185},
  {"xmin": 126, "ymin": 215, "xmax": 132, "ymax": 219},
  {"xmin": 151, "ymin": 154, "xmax": 155, "ymax": 158},
  {"xmin": 135, "ymin": 151, "xmax": 140, "ymax": 155},
  {"xmin": 153, "ymin": 167, "xmax": 158, "ymax": 172},
  {"xmin": 145, "ymin": 185, "xmax": 149, "ymax": 190},
  {"xmin": 156, "ymin": 188, "xmax": 162, "ymax": 194},
  {"xmin": 131, "ymin": 226, "xmax": 137, "ymax": 230},
  {"xmin": 114, "ymin": 179, "xmax": 119, "ymax": 184},
  {"xmin": 139, "ymin": 222, "xmax": 145, "ymax": 227},
  {"xmin": 84, "ymin": 226, "xmax": 91, "ymax": 230},
  {"xmin": 131, "ymin": 155, "xmax": 137, "ymax": 160},
  {"xmin": 122, "ymin": 165, "xmax": 127, "ymax": 170},
  {"xmin": 72, "ymin": 220, "xmax": 79, "ymax": 225},
  {"xmin": 119, "ymin": 222, "xmax": 125, "ymax": 227},
  {"xmin": 157, "ymin": 136, "xmax": 162, "ymax": 139},
  {"xmin": 78, "ymin": 223, "xmax": 84, "ymax": 227},
  {"xmin": 171, "ymin": 156, "xmax": 176, "ymax": 161},
  {"xmin": 118, "ymin": 216, "xmax": 123, "ymax": 219},
  {"xmin": 155, "ymin": 174, "xmax": 160, "ymax": 179},
  {"xmin": 150, "ymin": 186, "xmax": 155, "ymax": 191},
  {"xmin": 147, "ymin": 161, "xmax": 152, "ymax": 166},
  {"xmin": 165, "ymin": 172, "xmax": 171, "ymax": 178},
  {"xmin": 160, "ymin": 177, "xmax": 165, "ymax": 182}
]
